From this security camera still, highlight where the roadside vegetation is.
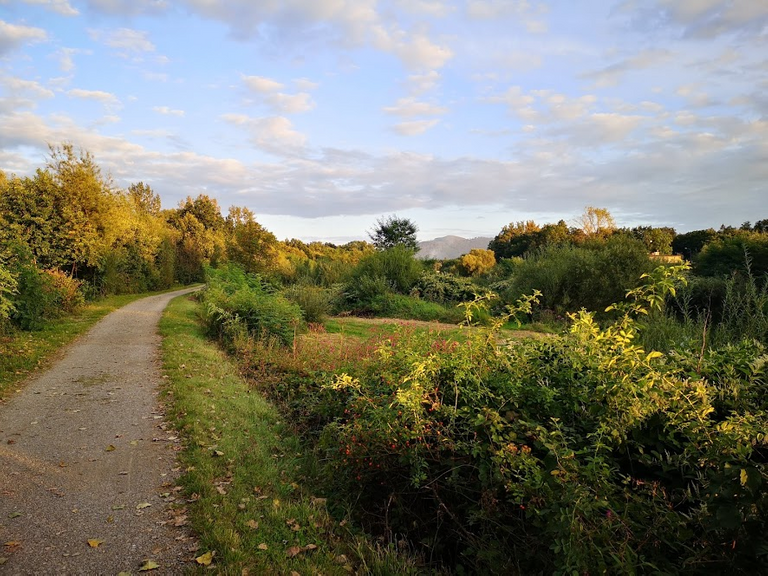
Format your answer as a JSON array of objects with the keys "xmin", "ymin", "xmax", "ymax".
[{"xmin": 2, "ymin": 145, "xmax": 767, "ymax": 573}]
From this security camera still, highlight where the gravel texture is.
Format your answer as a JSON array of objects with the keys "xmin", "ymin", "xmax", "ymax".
[{"xmin": 0, "ymin": 288, "xmax": 199, "ymax": 575}]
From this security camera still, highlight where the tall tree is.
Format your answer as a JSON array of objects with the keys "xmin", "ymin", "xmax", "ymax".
[
  {"xmin": 488, "ymin": 220, "xmax": 540, "ymax": 259},
  {"xmin": 368, "ymin": 215, "xmax": 419, "ymax": 251},
  {"xmin": 576, "ymin": 206, "xmax": 616, "ymax": 237}
]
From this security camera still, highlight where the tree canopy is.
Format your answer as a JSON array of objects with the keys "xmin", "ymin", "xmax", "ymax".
[{"xmin": 368, "ymin": 215, "xmax": 419, "ymax": 251}]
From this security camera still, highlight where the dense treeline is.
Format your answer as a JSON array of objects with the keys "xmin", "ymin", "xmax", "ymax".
[{"xmin": 0, "ymin": 145, "xmax": 373, "ymax": 332}]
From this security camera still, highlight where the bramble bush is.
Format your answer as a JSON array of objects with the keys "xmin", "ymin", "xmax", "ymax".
[
  {"xmin": 201, "ymin": 264, "xmax": 303, "ymax": 347},
  {"xmin": 315, "ymin": 264, "xmax": 768, "ymax": 574}
]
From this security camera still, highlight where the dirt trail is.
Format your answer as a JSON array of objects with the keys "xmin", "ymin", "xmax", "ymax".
[{"xmin": 0, "ymin": 288, "xmax": 199, "ymax": 575}]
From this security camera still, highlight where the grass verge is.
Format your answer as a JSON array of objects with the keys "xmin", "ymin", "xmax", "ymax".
[
  {"xmin": 159, "ymin": 293, "xmax": 422, "ymax": 575},
  {"xmin": 0, "ymin": 288, "xmax": 191, "ymax": 398}
]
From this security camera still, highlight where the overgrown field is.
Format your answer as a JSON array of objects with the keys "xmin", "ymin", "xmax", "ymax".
[{"xmin": 199, "ymin": 264, "xmax": 768, "ymax": 574}]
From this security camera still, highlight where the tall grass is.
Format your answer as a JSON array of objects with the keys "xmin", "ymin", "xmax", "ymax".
[{"xmin": 639, "ymin": 255, "xmax": 768, "ymax": 352}]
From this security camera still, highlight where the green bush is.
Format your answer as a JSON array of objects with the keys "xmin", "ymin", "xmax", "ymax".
[
  {"xmin": 343, "ymin": 245, "xmax": 422, "ymax": 308},
  {"xmin": 369, "ymin": 293, "xmax": 465, "ymax": 323},
  {"xmin": 695, "ymin": 233, "xmax": 768, "ymax": 278},
  {"xmin": 0, "ymin": 261, "xmax": 17, "ymax": 329},
  {"xmin": 6, "ymin": 244, "xmax": 66, "ymax": 330},
  {"xmin": 283, "ymin": 284, "xmax": 332, "ymax": 323},
  {"xmin": 413, "ymin": 271, "xmax": 483, "ymax": 304},
  {"xmin": 315, "ymin": 266, "xmax": 768, "ymax": 574},
  {"xmin": 202, "ymin": 265, "xmax": 303, "ymax": 347},
  {"xmin": 509, "ymin": 235, "xmax": 653, "ymax": 316}
]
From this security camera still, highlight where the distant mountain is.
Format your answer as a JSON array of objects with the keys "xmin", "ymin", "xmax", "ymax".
[{"xmin": 417, "ymin": 235, "xmax": 493, "ymax": 260}]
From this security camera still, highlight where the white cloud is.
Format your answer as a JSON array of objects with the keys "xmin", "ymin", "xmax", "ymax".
[
  {"xmin": 84, "ymin": 0, "xmax": 168, "ymax": 16},
  {"xmin": 383, "ymin": 97, "xmax": 448, "ymax": 117},
  {"xmin": 0, "ymin": 20, "xmax": 47, "ymax": 55},
  {"xmin": 656, "ymin": 0, "xmax": 768, "ymax": 38},
  {"xmin": 88, "ymin": 27, "xmax": 155, "ymax": 55},
  {"xmin": 466, "ymin": 0, "xmax": 540, "ymax": 19},
  {"xmin": 393, "ymin": 119, "xmax": 440, "ymax": 136},
  {"xmin": 241, "ymin": 75, "xmax": 315, "ymax": 113},
  {"xmin": 16, "ymin": 0, "xmax": 79, "ymax": 16},
  {"xmin": 380, "ymin": 31, "xmax": 454, "ymax": 70},
  {"xmin": 67, "ymin": 88, "xmax": 121, "ymax": 108},
  {"xmin": 222, "ymin": 113, "xmax": 307, "ymax": 155},
  {"xmin": 153, "ymin": 106, "xmax": 185, "ymax": 117},
  {"xmin": 268, "ymin": 92, "xmax": 315, "ymax": 114},
  {"xmin": 243, "ymin": 75, "xmax": 284, "ymax": 93},
  {"xmin": 2, "ymin": 77, "xmax": 55, "ymax": 100},
  {"xmin": 406, "ymin": 71, "xmax": 440, "ymax": 95},
  {"xmin": 293, "ymin": 78, "xmax": 319, "ymax": 91},
  {"xmin": 394, "ymin": 0, "xmax": 454, "ymax": 17},
  {"xmin": 582, "ymin": 49, "xmax": 672, "ymax": 88}
]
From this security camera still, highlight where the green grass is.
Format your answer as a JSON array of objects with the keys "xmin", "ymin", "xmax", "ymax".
[
  {"xmin": 159, "ymin": 294, "xmax": 423, "ymax": 574},
  {"xmin": 0, "ymin": 288, "xmax": 191, "ymax": 398}
]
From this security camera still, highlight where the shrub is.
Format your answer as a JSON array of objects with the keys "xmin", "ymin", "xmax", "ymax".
[
  {"xmin": 316, "ymin": 265, "xmax": 768, "ymax": 574},
  {"xmin": 369, "ymin": 293, "xmax": 466, "ymax": 323},
  {"xmin": 283, "ymin": 284, "xmax": 332, "ymax": 323},
  {"xmin": 343, "ymin": 246, "xmax": 422, "ymax": 308},
  {"xmin": 413, "ymin": 271, "xmax": 483, "ymax": 304},
  {"xmin": 696, "ymin": 233, "xmax": 768, "ymax": 278},
  {"xmin": 0, "ymin": 261, "xmax": 17, "ymax": 329},
  {"xmin": 201, "ymin": 265, "xmax": 303, "ymax": 347},
  {"xmin": 509, "ymin": 235, "xmax": 653, "ymax": 316},
  {"xmin": 43, "ymin": 269, "xmax": 85, "ymax": 313}
]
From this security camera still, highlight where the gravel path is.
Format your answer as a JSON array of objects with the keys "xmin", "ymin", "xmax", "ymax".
[{"xmin": 0, "ymin": 288, "xmax": 199, "ymax": 575}]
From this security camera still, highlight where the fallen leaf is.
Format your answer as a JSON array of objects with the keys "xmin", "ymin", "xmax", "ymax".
[
  {"xmin": 136, "ymin": 502, "xmax": 152, "ymax": 510},
  {"xmin": 111, "ymin": 504, "xmax": 126, "ymax": 510},
  {"xmin": 246, "ymin": 519, "xmax": 258, "ymax": 530},
  {"xmin": 87, "ymin": 539, "xmax": 104, "ymax": 548},
  {"xmin": 195, "ymin": 551, "xmax": 215, "ymax": 566},
  {"xmin": 212, "ymin": 450, "xmax": 224, "ymax": 457},
  {"xmin": 4, "ymin": 541, "xmax": 21, "ymax": 549},
  {"xmin": 8, "ymin": 512, "xmax": 21, "ymax": 519},
  {"xmin": 105, "ymin": 445, "xmax": 116, "ymax": 452},
  {"xmin": 138, "ymin": 559, "xmax": 160, "ymax": 571},
  {"xmin": 117, "ymin": 572, "xmax": 131, "ymax": 576},
  {"xmin": 286, "ymin": 546, "xmax": 303, "ymax": 558},
  {"xmin": 257, "ymin": 543, "xmax": 268, "ymax": 550},
  {"xmin": 291, "ymin": 572, "xmax": 301, "ymax": 576},
  {"xmin": 173, "ymin": 515, "xmax": 188, "ymax": 527},
  {"xmin": 216, "ymin": 485, "xmax": 227, "ymax": 495},
  {"xmin": 0, "ymin": 557, "xmax": 7, "ymax": 565},
  {"xmin": 304, "ymin": 544, "xmax": 318, "ymax": 551}
]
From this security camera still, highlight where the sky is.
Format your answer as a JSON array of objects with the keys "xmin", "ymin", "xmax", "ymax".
[{"xmin": 0, "ymin": 0, "xmax": 766, "ymax": 243}]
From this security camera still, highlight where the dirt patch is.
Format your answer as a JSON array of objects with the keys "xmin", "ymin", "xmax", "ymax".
[{"xmin": 0, "ymin": 288, "xmax": 199, "ymax": 575}]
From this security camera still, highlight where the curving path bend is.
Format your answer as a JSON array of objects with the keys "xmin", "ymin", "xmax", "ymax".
[{"xmin": 0, "ymin": 288, "xmax": 199, "ymax": 575}]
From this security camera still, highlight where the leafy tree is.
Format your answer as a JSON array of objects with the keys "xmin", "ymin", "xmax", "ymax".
[
  {"xmin": 695, "ymin": 232, "xmax": 768, "ymax": 278},
  {"xmin": 629, "ymin": 226, "xmax": 675, "ymax": 255},
  {"xmin": 459, "ymin": 248, "xmax": 496, "ymax": 276},
  {"xmin": 576, "ymin": 206, "xmax": 616, "ymax": 237},
  {"xmin": 488, "ymin": 220, "xmax": 540, "ymax": 259},
  {"xmin": 672, "ymin": 228, "xmax": 718, "ymax": 259},
  {"xmin": 368, "ymin": 215, "xmax": 418, "ymax": 251},
  {"xmin": 128, "ymin": 182, "xmax": 161, "ymax": 216},
  {"xmin": 225, "ymin": 206, "xmax": 280, "ymax": 276}
]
